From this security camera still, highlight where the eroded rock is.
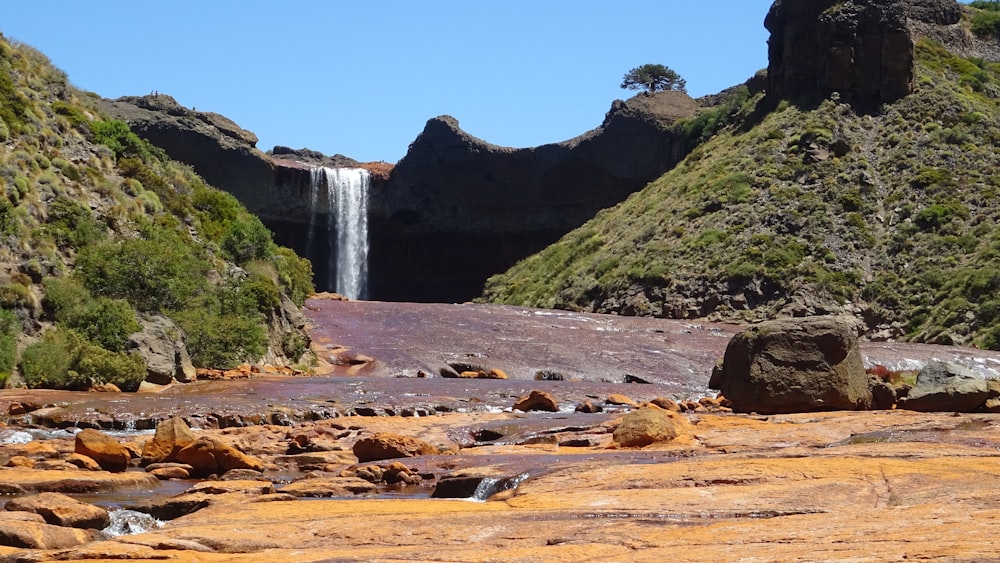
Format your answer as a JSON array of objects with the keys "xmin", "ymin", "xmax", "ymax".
[
  {"xmin": 901, "ymin": 362, "xmax": 989, "ymax": 412},
  {"xmin": 4, "ymin": 492, "xmax": 110, "ymax": 529},
  {"xmin": 74, "ymin": 429, "xmax": 130, "ymax": 473},
  {"xmin": 612, "ymin": 407, "xmax": 679, "ymax": 447},
  {"xmin": 352, "ymin": 433, "xmax": 439, "ymax": 462}
]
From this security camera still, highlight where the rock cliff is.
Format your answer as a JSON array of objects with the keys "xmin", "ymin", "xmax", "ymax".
[
  {"xmin": 765, "ymin": 0, "xmax": 962, "ymax": 106},
  {"xmin": 369, "ymin": 91, "xmax": 697, "ymax": 302}
]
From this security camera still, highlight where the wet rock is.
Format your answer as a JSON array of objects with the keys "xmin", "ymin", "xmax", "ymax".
[
  {"xmin": 714, "ymin": 316, "xmax": 872, "ymax": 414},
  {"xmin": 900, "ymin": 362, "xmax": 989, "ymax": 413},
  {"xmin": 613, "ymin": 406, "xmax": 679, "ymax": 448},
  {"xmin": 869, "ymin": 376, "xmax": 899, "ymax": 410},
  {"xmin": 146, "ymin": 462, "xmax": 193, "ymax": 480},
  {"xmin": 575, "ymin": 400, "xmax": 603, "ymax": 414},
  {"xmin": 74, "ymin": 429, "xmax": 130, "ymax": 472},
  {"xmin": 605, "ymin": 394, "xmax": 638, "ymax": 407},
  {"xmin": 280, "ymin": 475, "xmax": 377, "ymax": 497},
  {"xmin": 5, "ymin": 492, "xmax": 110, "ymax": 529},
  {"xmin": 352, "ymin": 432, "xmax": 439, "ymax": 462},
  {"xmin": 186, "ymin": 480, "xmax": 275, "ymax": 496},
  {"xmin": 127, "ymin": 496, "xmax": 211, "ymax": 521},
  {"xmin": 141, "ymin": 416, "xmax": 196, "ymax": 466},
  {"xmin": 513, "ymin": 390, "xmax": 560, "ymax": 412},
  {"xmin": 174, "ymin": 436, "xmax": 265, "ymax": 477}
]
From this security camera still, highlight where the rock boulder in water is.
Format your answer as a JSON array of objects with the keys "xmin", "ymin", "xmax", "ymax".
[
  {"xmin": 352, "ymin": 432, "xmax": 440, "ymax": 463},
  {"xmin": 74, "ymin": 429, "xmax": 131, "ymax": 473},
  {"xmin": 900, "ymin": 362, "xmax": 989, "ymax": 412},
  {"xmin": 712, "ymin": 316, "xmax": 871, "ymax": 414},
  {"xmin": 612, "ymin": 406, "xmax": 679, "ymax": 447}
]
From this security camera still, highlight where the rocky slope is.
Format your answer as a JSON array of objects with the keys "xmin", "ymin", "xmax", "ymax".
[
  {"xmin": 0, "ymin": 33, "xmax": 314, "ymax": 390},
  {"xmin": 483, "ymin": 0, "xmax": 1000, "ymax": 349}
]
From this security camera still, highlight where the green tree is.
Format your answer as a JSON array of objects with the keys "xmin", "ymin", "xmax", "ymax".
[{"xmin": 621, "ymin": 64, "xmax": 687, "ymax": 93}]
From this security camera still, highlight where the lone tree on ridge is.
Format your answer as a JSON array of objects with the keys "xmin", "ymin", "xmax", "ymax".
[{"xmin": 621, "ymin": 64, "xmax": 687, "ymax": 93}]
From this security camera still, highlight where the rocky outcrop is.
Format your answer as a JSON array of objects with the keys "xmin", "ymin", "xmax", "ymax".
[
  {"xmin": 126, "ymin": 315, "xmax": 196, "ymax": 385},
  {"xmin": 352, "ymin": 433, "xmax": 440, "ymax": 462},
  {"xmin": 711, "ymin": 316, "xmax": 872, "ymax": 414},
  {"xmin": 370, "ymin": 92, "xmax": 697, "ymax": 302},
  {"xmin": 765, "ymin": 0, "xmax": 963, "ymax": 106}
]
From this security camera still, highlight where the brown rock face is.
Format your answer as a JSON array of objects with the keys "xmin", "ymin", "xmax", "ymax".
[
  {"xmin": 74, "ymin": 429, "xmax": 130, "ymax": 473},
  {"xmin": 352, "ymin": 433, "xmax": 439, "ymax": 463},
  {"xmin": 713, "ymin": 316, "xmax": 872, "ymax": 414},
  {"xmin": 612, "ymin": 407, "xmax": 679, "ymax": 447},
  {"xmin": 4, "ymin": 492, "xmax": 110, "ymax": 529},
  {"xmin": 141, "ymin": 416, "xmax": 196, "ymax": 466},
  {"xmin": 764, "ymin": 0, "xmax": 962, "ymax": 106}
]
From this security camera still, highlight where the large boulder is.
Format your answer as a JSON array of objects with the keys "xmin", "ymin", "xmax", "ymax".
[
  {"xmin": 141, "ymin": 416, "xmax": 196, "ymax": 466},
  {"xmin": 612, "ymin": 406, "xmax": 679, "ymax": 448},
  {"xmin": 900, "ymin": 362, "xmax": 989, "ymax": 412},
  {"xmin": 4, "ymin": 492, "xmax": 110, "ymax": 529},
  {"xmin": 126, "ymin": 315, "xmax": 197, "ymax": 385},
  {"xmin": 74, "ymin": 429, "xmax": 131, "ymax": 473},
  {"xmin": 712, "ymin": 316, "xmax": 872, "ymax": 414},
  {"xmin": 352, "ymin": 433, "xmax": 439, "ymax": 463},
  {"xmin": 174, "ymin": 436, "xmax": 265, "ymax": 477}
]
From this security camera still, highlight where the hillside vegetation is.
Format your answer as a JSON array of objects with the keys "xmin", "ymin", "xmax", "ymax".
[
  {"xmin": 0, "ymin": 33, "xmax": 313, "ymax": 389},
  {"xmin": 483, "ymin": 37, "xmax": 1000, "ymax": 349}
]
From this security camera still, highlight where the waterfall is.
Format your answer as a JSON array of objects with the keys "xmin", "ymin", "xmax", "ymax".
[{"xmin": 306, "ymin": 167, "xmax": 370, "ymax": 300}]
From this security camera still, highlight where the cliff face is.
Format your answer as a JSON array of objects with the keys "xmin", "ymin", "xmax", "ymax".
[
  {"xmin": 369, "ymin": 91, "xmax": 698, "ymax": 302},
  {"xmin": 764, "ymin": 0, "xmax": 962, "ymax": 106}
]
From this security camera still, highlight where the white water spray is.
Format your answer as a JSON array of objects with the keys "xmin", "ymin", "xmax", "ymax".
[{"xmin": 306, "ymin": 167, "xmax": 370, "ymax": 299}]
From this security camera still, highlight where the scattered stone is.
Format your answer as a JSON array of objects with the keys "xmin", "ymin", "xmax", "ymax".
[
  {"xmin": 606, "ymin": 394, "xmax": 638, "ymax": 407},
  {"xmin": 74, "ymin": 429, "xmax": 131, "ymax": 472},
  {"xmin": 900, "ymin": 362, "xmax": 989, "ymax": 413},
  {"xmin": 712, "ymin": 316, "xmax": 872, "ymax": 414},
  {"xmin": 575, "ymin": 400, "xmax": 603, "ymax": 413},
  {"xmin": 141, "ymin": 416, "xmax": 196, "ymax": 466},
  {"xmin": 88, "ymin": 382, "xmax": 121, "ymax": 393},
  {"xmin": 534, "ymin": 370, "xmax": 567, "ymax": 381},
  {"xmin": 513, "ymin": 390, "xmax": 559, "ymax": 412},
  {"xmin": 186, "ymin": 480, "xmax": 275, "ymax": 496},
  {"xmin": 352, "ymin": 432, "xmax": 439, "ymax": 462},
  {"xmin": 613, "ymin": 407, "xmax": 679, "ymax": 448},
  {"xmin": 5, "ymin": 492, "xmax": 110, "ymax": 529}
]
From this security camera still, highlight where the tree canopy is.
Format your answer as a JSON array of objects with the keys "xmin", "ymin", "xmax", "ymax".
[{"xmin": 621, "ymin": 64, "xmax": 687, "ymax": 93}]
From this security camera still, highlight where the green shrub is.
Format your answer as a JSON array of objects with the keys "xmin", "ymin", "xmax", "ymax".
[
  {"xmin": 43, "ymin": 277, "xmax": 90, "ymax": 319},
  {"xmin": 222, "ymin": 216, "xmax": 274, "ymax": 264},
  {"xmin": 971, "ymin": 8, "xmax": 1000, "ymax": 38},
  {"xmin": 68, "ymin": 297, "xmax": 140, "ymax": 353},
  {"xmin": 89, "ymin": 119, "xmax": 165, "ymax": 162},
  {"xmin": 174, "ymin": 307, "xmax": 267, "ymax": 369},
  {"xmin": 75, "ymin": 344, "xmax": 146, "ymax": 392},
  {"xmin": 20, "ymin": 328, "xmax": 87, "ymax": 390},
  {"xmin": 45, "ymin": 197, "xmax": 106, "ymax": 249},
  {"xmin": 274, "ymin": 247, "xmax": 315, "ymax": 307},
  {"xmin": 0, "ymin": 309, "xmax": 20, "ymax": 378},
  {"xmin": 76, "ymin": 231, "xmax": 210, "ymax": 312}
]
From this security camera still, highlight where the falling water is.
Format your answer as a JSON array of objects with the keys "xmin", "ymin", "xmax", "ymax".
[{"xmin": 306, "ymin": 167, "xmax": 370, "ymax": 299}]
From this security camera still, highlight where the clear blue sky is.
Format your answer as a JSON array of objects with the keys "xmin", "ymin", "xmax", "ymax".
[{"xmin": 2, "ymin": 1, "xmax": 774, "ymax": 163}]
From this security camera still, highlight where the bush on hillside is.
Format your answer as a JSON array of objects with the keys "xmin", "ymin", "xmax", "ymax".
[
  {"xmin": 222, "ymin": 216, "xmax": 274, "ymax": 265},
  {"xmin": 0, "ymin": 309, "xmax": 20, "ymax": 383},
  {"xmin": 75, "ymin": 343, "xmax": 146, "ymax": 392},
  {"xmin": 20, "ymin": 328, "xmax": 87, "ymax": 390},
  {"xmin": 76, "ymin": 231, "xmax": 211, "ymax": 312}
]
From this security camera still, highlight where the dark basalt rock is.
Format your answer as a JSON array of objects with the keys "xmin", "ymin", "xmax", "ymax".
[
  {"xmin": 369, "ymin": 91, "xmax": 697, "ymax": 302},
  {"xmin": 764, "ymin": 0, "xmax": 962, "ymax": 107}
]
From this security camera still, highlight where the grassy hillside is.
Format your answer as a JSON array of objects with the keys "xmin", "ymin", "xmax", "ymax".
[
  {"xmin": 483, "ymin": 38, "xmax": 1000, "ymax": 349},
  {"xmin": 0, "ymin": 34, "xmax": 313, "ymax": 389}
]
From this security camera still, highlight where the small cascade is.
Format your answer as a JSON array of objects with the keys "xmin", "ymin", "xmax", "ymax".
[
  {"xmin": 305, "ymin": 167, "xmax": 371, "ymax": 299},
  {"xmin": 470, "ymin": 472, "xmax": 530, "ymax": 502},
  {"xmin": 103, "ymin": 509, "xmax": 163, "ymax": 537}
]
